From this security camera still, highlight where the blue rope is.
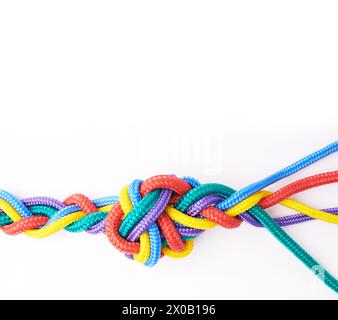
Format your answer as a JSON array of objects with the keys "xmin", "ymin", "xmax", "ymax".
[{"xmin": 217, "ymin": 141, "xmax": 338, "ymax": 210}]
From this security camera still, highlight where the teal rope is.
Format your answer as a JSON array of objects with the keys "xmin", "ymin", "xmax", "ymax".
[
  {"xmin": 0, "ymin": 142, "xmax": 336, "ymax": 293},
  {"xmin": 250, "ymin": 206, "xmax": 338, "ymax": 293},
  {"xmin": 174, "ymin": 183, "xmax": 338, "ymax": 293}
]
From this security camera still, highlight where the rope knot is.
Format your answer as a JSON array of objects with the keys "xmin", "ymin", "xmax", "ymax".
[{"xmin": 105, "ymin": 175, "xmax": 242, "ymax": 266}]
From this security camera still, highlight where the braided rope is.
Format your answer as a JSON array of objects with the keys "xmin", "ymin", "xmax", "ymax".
[{"xmin": 0, "ymin": 142, "xmax": 337, "ymax": 292}]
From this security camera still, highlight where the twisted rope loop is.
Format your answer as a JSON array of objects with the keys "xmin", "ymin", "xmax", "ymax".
[{"xmin": 0, "ymin": 141, "xmax": 337, "ymax": 293}]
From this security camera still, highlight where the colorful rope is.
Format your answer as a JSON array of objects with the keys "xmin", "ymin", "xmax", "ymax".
[{"xmin": 0, "ymin": 142, "xmax": 337, "ymax": 293}]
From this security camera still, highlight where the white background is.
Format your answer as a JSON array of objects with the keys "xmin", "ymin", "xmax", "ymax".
[{"xmin": 0, "ymin": 1, "xmax": 337, "ymax": 299}]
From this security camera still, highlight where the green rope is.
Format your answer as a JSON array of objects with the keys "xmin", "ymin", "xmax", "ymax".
[{"xmin": 175, "ymin": 183, "xmax": 338, "ymax": 293}]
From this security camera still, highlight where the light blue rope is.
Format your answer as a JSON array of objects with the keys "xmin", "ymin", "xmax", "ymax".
[
  {"xmin": 128, "ymin": 179, "xmax": 161, "ymax": 267},
  {"xmin": 217, "ymin": 141, "xmax": 338, "ymax": 210},
  {"xmin": 0, "ymin": 190, "xmax": 32, "ymax": 218}
]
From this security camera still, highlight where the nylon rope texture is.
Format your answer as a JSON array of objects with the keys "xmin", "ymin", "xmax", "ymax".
[{"xmin": 0, "ymin": 142, "xmax": 337, "ymax": 293}]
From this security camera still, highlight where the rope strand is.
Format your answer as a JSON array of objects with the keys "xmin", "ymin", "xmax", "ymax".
[{"xmin": 0, "ymin": 142, "xmax": 337, "ymax": 293}]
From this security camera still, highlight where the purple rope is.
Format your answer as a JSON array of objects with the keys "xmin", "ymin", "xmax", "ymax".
[
  {"xmin": 177, "ymin": 194, "xmax": 338, "ymax": 228},
  {"xmin": 6, "ymin": 196, "xmax": 337, "ymax": 234},
  {"xmin": 240, "ymin": 208, "xmax": 338, "ymax": 227},
  {"xmin": 86, "ymin": 219, "xmax": 106, "ymax": 234},
  {"xmin": 186, "ymin": 195, "xmax": 223, "ymax": 216},
  {"xmin": 0, "ymin": 197, "xmax": 66, "ymax": 214},
  {"xmin": 22, "ymin": 197, "xmax": 65, "ymax": 210},
  {"xmin": 173, "ymin": 195, "xmax": 223, "ymax": 237},
  {"xmin": 127, "ymin": 189, "xmax": 172, "ymax": 241},
  {"xmin": 176, "ymin": 227, "xmax": 204, "ymax": 237}
]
